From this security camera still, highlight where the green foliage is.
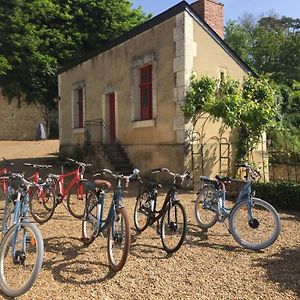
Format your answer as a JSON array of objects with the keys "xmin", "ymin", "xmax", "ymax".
[
  {"xmin": 182, "ymin": 75, "xmax": 279, "ymax": 161},
  {"xmin": 0, "ymin": 0, "xmax": 150, "ymax": 108},
  {"xmin": 253, "ymin": 181, "xmax": 300, "ymax": 211},
  {"xmin": 224, "ymin": 14, "xmax": 300, "ymax": 155},
  {"xmin": 224, "ymin": 14, "xmax": 300, "ymax": 85}
]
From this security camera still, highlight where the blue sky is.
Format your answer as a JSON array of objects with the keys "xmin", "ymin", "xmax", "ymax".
[{"xmin": 132, "ymin": 0, "xmax": 300, "ymax": 23}]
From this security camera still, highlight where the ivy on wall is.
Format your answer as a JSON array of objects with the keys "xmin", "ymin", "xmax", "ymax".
[{"xmin": 182, "ymin": 74, "xmax": 280, "ymax": 162}]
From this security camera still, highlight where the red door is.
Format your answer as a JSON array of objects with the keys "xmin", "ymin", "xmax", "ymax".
[{"xmin": 109, "ymin": 93, "xmax": 116, "ymax": 143}]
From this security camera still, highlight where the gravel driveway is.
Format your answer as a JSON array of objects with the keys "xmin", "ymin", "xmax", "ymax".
[{"xmin": 0, "ymin": 141, "xmax": 299, "ymax": 300}]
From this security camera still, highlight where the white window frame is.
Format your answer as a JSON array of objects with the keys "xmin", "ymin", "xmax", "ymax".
[{"xmin": 130, "ymin": 53, "xmax": 157, "ymax": 128}]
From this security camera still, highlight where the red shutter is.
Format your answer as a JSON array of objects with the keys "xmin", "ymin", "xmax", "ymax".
[
  {"xmin": 140, "ymin": 65, "xmax": 152, "ymax": 120},
  {"xmin": 78, "ymin": 88, "xmax": 83, "ymax": 128}
]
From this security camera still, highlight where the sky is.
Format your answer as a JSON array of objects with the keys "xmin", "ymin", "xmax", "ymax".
[{"xmin": 131, "ymin": 0, "xmax": 300, "ymax": 23}]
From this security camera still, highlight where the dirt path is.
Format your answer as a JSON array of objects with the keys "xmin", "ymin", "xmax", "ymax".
[
  {"xmin": 0, "ymin": 141, "xmax": 299, "ymax": 300},
  {"xmin": 0, "ymin": 140, "xmax": 59, "ymax": 160}
]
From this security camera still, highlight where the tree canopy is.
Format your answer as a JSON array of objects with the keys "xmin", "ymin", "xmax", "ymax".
[
  {"xmin": 225, "ymin": 14, "xmax": 300, "ymax": 85},
  {"xmin": 0, "ymin": 0, "xmax": 150, "ymax": 108},
  {"xmin": 225, "ymin": 14, "xmax": 300, "ymax": 151}
]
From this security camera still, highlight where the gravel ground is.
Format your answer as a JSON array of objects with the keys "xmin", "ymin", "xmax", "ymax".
[{"xmin": 0, "ymin": 141, "xmax": 299, "ymax": 300}]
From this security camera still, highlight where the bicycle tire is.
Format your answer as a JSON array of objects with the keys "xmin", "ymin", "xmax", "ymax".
[
  {"xmin": 0, "ymin": 222, "xmax": 44, "ymax": 297},
  {"xmin": 160, "ymin": 200, "xmax": 187, "ymax": 253},
  {"xmin": 107, "ymin": 207, "xmax": 130, "ymax": 272},
  {"xmin": 194, "ymin": 186, "xmax": 218, "ymax": 229},
  {"xmin": 229, "ymin": 197, "xmax": 281, "ymax": 250},
  {"xmin": 134, "ymin": 191, "xmax": 151, "ymax": 232},
  {"xmin": 29, "ymin": 186, "xmax": 56, "ymax": 224},
  {"xmin": 1, "ymin": 194, "xmax": 14, "ymax": 237},
  {"xmin": 0, "ymin": 187, "xmax": 5, "ymax": 212},
  {"xmin": 82, "ymin": 191, "xmax": 99, "ymax": 245},
  {"xmin": 66, "ymin": 181, "xmax": 85, "ymax": 219}
]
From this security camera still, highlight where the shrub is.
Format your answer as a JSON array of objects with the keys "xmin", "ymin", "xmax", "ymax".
[{"xmin": 253, "ymin": 181, "xmax": 300, "ymax": 211}]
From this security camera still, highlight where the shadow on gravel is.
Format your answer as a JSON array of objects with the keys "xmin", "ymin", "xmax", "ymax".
[
  {"xmin": 130, "ymin": 229, "xmax": 173, "ymax": 260},
  {"xmin": 43, "ymin": 236, "xmax": 115, "ymax": 285},
  {"xmin": 0, "ymin": 291, "xmax": 13, "ymax": 299},
  {"xmin": 254, "ymin": 246, "xmax": 300, "ymax": 298},
  {"xmin": 279, "ymin": 210, "xmax": 300, "ymax": 222},
  {"xmin": 185, "ymin": 223, "xmax": 255, "ymax": 253}
]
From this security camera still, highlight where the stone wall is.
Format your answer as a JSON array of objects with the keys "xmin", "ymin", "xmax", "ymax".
[
  {"xmin": 269, "ymin": 164, "xmax": 300, "ymax": 183},
  {"xmin": 0, "ymin": 93, "xmax": 45, "ymax": 140}
]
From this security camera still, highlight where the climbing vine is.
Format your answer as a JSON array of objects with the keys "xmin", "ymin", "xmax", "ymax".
[{"xmin": 182, "ymin": 74, "xmax": 281, "ymax": 162}]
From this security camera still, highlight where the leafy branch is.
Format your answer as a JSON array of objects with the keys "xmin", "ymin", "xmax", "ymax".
[{"xmin": 182, "ymin": 74, "xmax": 281, "ymax": 162}]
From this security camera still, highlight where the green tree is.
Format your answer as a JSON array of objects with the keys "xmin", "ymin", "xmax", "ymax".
[
  {"xmin": 0, "ymin": 0, "xmax": 150, "ymax": 108},
  {"xmin": 224, "ymin": 14, "xmax": 300, "ymax": 152},
  {"xmin": 224, "ymin": 14, "xmax": 300, "ymax": 85}
]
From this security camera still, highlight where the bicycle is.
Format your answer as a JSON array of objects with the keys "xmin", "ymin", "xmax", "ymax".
[
  {"xmin": 195, "ymin": 163, "xmax": 281, "ymax": 250},
  {"xmin": 24, "ymin": 163, "xmax": 56, "ymax": 224},
  {"xmin": 0, "ymin": 172, "xmax": 44, "ymax": 297},
  {"xmin": 0, "ymin": 158, "xmax": 14, "ymax": 202},
  {"xmin": 44, "ymin": 158, "xmax": 91, "ymax": 220},
  {"xmin": 134, "ymin": 168, "xmax": 189, "ymax": 253},
  {"xmin": 82, "ymin": 168, "xmax": 138, "ymax": 272}
]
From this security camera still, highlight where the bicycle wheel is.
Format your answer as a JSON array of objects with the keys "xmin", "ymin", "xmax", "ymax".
[
  {"xmin": 160, "ymin": 200, "xmax": 187, "ymax": 253},
  {"xmin": 29, "ymin": 186, "xmax": 55, "ymax": 224},
  {"xmin": 66, "ymin": 181, "xmax": 86, "ymax": 219},
  {"xmin": 134, "ymin": 191, "xmax": 151, "ymax": 232},
  {"xmin": 107, "ymin": 207, "xmax": 130, "ymax": 272},
  {"xmin": 0, "ymin": 222, "xmax": 44, "ymax": 297},
  {"xmin": 1, "ymin": 195, "xmax": 14, "ymax": 237},
  {"xmin": 0, "ymin": 187, "xmax": 5, "ymax": 213},
  {"xmin": 229, "ymin": 198, "xmax": 281, "ymax": 250},
  {"xmin": 195, "ymin": 185, "xmax": 218, "ymax": 229},
  {"xmin": 82, "ymin": 191, "xmax": 99, "ymax": 245}
]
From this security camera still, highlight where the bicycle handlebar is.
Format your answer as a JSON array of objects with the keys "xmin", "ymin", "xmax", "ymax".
[
  {"xmin": 93, "ymin": 168, "xmax": 140, "ymax": 186},
  {"xmin": 2, "ymin": 157, "xmax": 14, "ymax": 167},
  {"xmin": 151, "ymin": 167, "xmax": 191, "ymax": 182},
  {"xmin": 236, "ymin": 163, "xmax": 261, "ymax": 179},
  {"xmin": 24, "ymin": 163, "xmax": 52, "ymax": 169},
  {"xmin": 66, "ymin": 158, "xmax": 92, "ymax": 168},
  {"xmin": 0, "ymin": 172, "xmax": 39, "ymax": 189}
]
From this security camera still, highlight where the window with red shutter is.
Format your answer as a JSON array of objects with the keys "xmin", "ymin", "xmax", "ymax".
[{"xmin": 139, "ymin": 65, "xmax": 152, "ymax": 120}]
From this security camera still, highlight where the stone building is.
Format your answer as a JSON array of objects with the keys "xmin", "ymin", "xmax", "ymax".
[{"xmin": 58, "ymin": 0, "xmax": 268, "ymax": 181}]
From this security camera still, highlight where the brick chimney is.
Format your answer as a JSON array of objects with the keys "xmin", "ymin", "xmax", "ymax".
[{"xmin": 190, "ymin": 0, "xmax": 224, "ymax": 39}]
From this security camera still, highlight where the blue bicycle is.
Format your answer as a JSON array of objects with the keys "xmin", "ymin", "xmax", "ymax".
[
  {"xmin": 195, "ymin": 164, "xmax": 281, "ymax": 250},
  {"xmin": 82, "ymin": 168, "xmax": 138, "ymax": 272},
  {"xmin": 0, "ymin": 172, "xmax": 44, "ymax": 297}
]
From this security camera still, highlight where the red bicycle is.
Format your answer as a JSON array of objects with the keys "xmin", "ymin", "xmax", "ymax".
[
  {"xmin": 24, "ymin": 163, "xmax": 56, "ymax": 224},
  {"xmin": 0, "ymin": 158, "xmax": 14, "ymax": 202},
  {"xmin": 45, "ymin": 158, "xmax": 91, "ymax": 220}
]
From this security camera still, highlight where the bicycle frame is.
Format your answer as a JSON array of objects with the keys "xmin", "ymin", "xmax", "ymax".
[
  {"xmin": 4, "ymin": 178, "xmax": 32, "ymax": 254},
  {"xmin": 51, "ymin": 167, "xmax": 84, "ymax": 201},
  {"xmin": 149, "ymin": 186, "xmax": 176, "ymax": 225},
  {"xmin": 88, "ymin": 177, "xmax": 124, "ymax": 236},
  {"xmin": 0, "ymin": 167, "xmax": 9, "ymax": 194},
  {"xmin": 206, "ymin": 172, "xmax": 256, "ymax": 221}
]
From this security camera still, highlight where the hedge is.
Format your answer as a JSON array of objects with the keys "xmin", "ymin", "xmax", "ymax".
[{"xmin": 253, "ymin": 181, "xmax": 300, "ymax": 211}]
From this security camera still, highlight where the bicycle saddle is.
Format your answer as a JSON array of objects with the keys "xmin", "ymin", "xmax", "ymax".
[
  {"xmin": 215, "ymin": 175, "xmax": 231, "ymax": 183},
  {"xmin": 143, "ymin": 179, "xmax": 162, "ymax": 190},
  {"xmin": 200, "ymin": 176, "xmax": 218, "ymax": 187},
  {"xmin": 94, "ymin": 179, "xmax": 112, "ymax": 190}
]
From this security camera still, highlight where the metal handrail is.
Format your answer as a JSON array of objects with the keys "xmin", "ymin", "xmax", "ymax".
[{"xmin": 84, "ymin": 119, "xmax": 118, "ymax": 144}]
